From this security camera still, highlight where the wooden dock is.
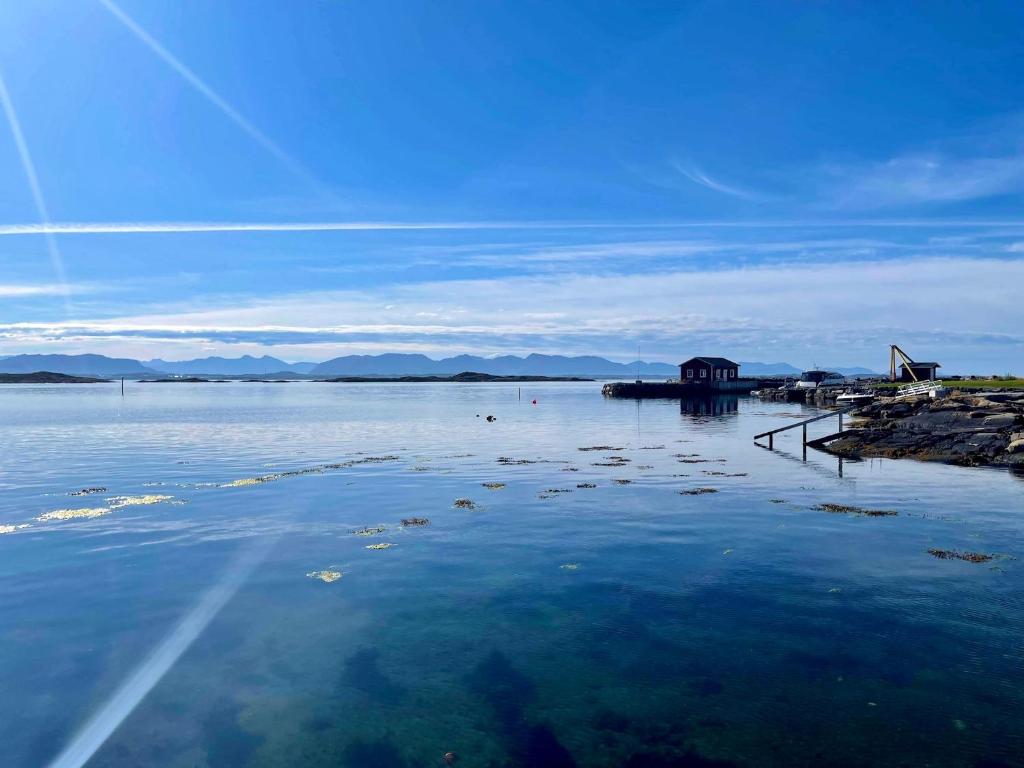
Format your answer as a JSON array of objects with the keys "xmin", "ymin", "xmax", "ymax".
[{"xmin": 603, "ymin": 378, "xmax": 762, "ymax": 398}]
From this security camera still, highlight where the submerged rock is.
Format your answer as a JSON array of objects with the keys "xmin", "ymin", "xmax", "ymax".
[
  {"xmin": 453, "ymin": 498, "xmax": 477, "ymax": 509},
  {"xmin": 306, "ymin": 570, "xmax": 342, "ymax": 583},
  {"xmin": 560, "ymin": 563, "xmax": 580, "ymax": 570},
  {"xmin": 352, "ymin": 526, "xmax": 387, "ymax": 536},
  {"xmin": 927, "ymin": 548, "xmax": 994, "ymax": 563},
  {"xmin": 38, "ymin": 507, "xmax": 111, "ymax": 521},
  {"xmin": 482, "ymin": 482, "xmax": 506, "ymax": 490},
  {"xmin": 400, "ymin": 517, "xmax": 430, "ymax": 527},
  {"xmin": 576, "ymin": 483, "xmax": 597, "ymax": 489},
  {"xmin": 0, "ymin": 524, "xmax": 30, "ymax": 534},
  {"xmin": 680, "ymin": 487, "xmax": 718, "ymax": 495},
  {"xmin": 814, "ymin": 503, "xmax": 897, "ymax": 517},
  {"xmin": 69, "ymin": 487, "xmax": 107, "ymax": 496},
  {"xmin": 365, "ymin": 542, "xmax": 394, "ymax": 550}
]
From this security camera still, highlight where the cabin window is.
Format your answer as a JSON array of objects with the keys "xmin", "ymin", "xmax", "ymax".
[
  {"xmin": 686, "ymin": 369, "xmax": 693, "ymax": 378},
  {"xmin": 700, "ymin": 369, "xmax": 707, "ymax": 378},
  {"xmin": 730, "ymin": 370, "xmax": 735, "ymax": 378}
]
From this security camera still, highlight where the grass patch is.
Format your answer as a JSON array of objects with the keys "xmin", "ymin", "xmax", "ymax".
[{"xmin": 875, "ymin": 379, "xmax": 1024, "ymax": 389}]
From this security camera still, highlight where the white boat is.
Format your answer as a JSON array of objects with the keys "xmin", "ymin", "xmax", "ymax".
[
  {"xmin": 794, "ymin": 370, "xmax": 847, "ymax": 390},
  {"xmin": 836, "ymin": 391, "xmax": 874, "ymax": 405}
]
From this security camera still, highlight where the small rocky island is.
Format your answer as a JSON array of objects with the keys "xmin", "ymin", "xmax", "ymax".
[
  {"xmin": 825, "ymin": 390, "xmax": 1024, "ymax": 468},
  {"xmin": 319, "ymin": 371, "xmax": 592, "ymax": 383},
  {"xmin": 0, "ymin": 371, "xmax": 110, "ymax": 384}
]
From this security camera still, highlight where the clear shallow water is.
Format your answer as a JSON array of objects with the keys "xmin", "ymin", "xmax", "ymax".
[{"xmin": 1, "ymin": 382, "xmax": 1022, "ymax": 768}]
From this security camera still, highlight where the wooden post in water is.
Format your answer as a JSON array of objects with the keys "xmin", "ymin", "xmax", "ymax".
[{"xmin": 121, "ymin": 377, "xmax": 124, "ymax": 396}]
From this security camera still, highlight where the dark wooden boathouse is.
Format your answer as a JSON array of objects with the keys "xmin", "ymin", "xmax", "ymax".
[
  {"xmin": 899, "ymin": 361, "xmax": 940, "ymax": 382},
  {"xmin": 680, "ymin": 356, "xmax": 739, "ymax": 384}
]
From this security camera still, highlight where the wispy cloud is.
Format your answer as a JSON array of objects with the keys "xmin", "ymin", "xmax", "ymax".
[
  {"xmin": 6, "ymin": 219, "xmax": 1024, "ymax": 238},
  {"xmin": 4, "ymin": 256, "xmax": 1021, "ymax": 369},
  {"xmin": 672, "ymin": 161, "xmax": 765, "ymax": 201},
  {"xmin": 0, "ymin": 68, "xmax": 71, "ymax": 313},
  {"xmin": 97, "ymin": 0, "xmax": 315, "ymax": 185},
  {"xmin": 824, "ymin": 151, "xmax": 1024, "ymax": 209}
]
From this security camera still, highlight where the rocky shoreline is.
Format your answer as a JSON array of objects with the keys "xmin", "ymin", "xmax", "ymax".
[{"xmin": 823, "ymin": 390, "xmax": 1024, "ymax": 469}]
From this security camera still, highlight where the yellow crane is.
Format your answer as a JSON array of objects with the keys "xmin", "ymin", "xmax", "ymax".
[{"xmin": 889, "ymin": 344, "xmax": 920, "ymax": 382}]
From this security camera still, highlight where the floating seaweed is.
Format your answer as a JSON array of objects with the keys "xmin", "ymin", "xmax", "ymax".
[
  {"xmin": 703, "ymin": 471, "xmax": 749, "ymax": 477},
  {"xmin": 482, "ymin": 482, "xmax": 506, "ymax": 490},
  {"xmin": 560, "ymin": 563, "xmax": 580, "ymax": 570},
  {"xmin": 365, "ymin": 542, "xmax": 394, "ymax": 550},
  {"xmin": 576, "ymin": 483, "xmax": 597, "ymax": 489},
  {"xmin": 353, "ymin": 526, "xmax": 387, "ymax": 536},
  {"xmin": 769, "ymin": 499, "xmax": 787, "ymax": 504},
  {"xmin": 640, "ymin": 445, "xmax": 665, "ymax": 450},
  {"xmin": 543, "ymin": 488, "xmax": 572, "ymax": 494},
  {"xmin": 677, "ymin": 459, "xmax": 710, "ymax": 464},
  {"xmin": 69, "ymin": 487, "xmax": 106, "ymax": 496},
  {"xmin": 814, "ymin": 503, "xmax": 897, "ymax": 517},
  {"xmin": 453, "ymin": 498, "xmax": 477, "ymax": 509},
  {"xmin": 578, "ymin": 446, "xmax": 623, "ymax": 452},
  {"xmin": 38, "ymin": 507, "xmax": 111, "ymax": 521},
  {"xmin": 107, "ymin": 494, "xmax": 173, "ymax": 509},
  {"xmin": 927, "ymin": 549, "xmax": 993, "ymax": 563},
  {"xmin": 561, "ymin": 467, "xmax": 579, "ymax": 472},
  {"xmin": 222, "ymin": 474, "xmax": 281, "ymax": 487},
  {"xmin": 497, "ymin": 457, "xmax": 537, "ymax": 465},
  {"xmin": 680, "ymin": 487, "xmax": 718, "ymax": 495},
  {"xmin": 307, "ymin": 570, "xmax": 342, "ymax": 583},
  {"xmin": 613, "ymin": 479, "xmax": 633, "ymax": 485},
  {"xmin": 400, "ymin": 517, "xmax": 430, "ymax": 527},
  {"xmin": 636, "ymin": 465, "xmax": 654, "ymax": 470}
]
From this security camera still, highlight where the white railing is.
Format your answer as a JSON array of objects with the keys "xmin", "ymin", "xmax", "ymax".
[{"xmin": 896, "ymin": 379, "xmax": 942, "ymax": 398}]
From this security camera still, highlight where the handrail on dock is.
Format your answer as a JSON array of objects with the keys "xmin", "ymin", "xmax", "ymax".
[{"xmin": 754, "ymin": 405, "xmax": 858, "ymax": 450}]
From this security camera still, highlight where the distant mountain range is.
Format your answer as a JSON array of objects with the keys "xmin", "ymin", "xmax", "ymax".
[
  {"xmin": 146, "ymin": 355, "xmax": 317, "ymax": 375},
  {"xmin": 0, "ymin": 354, "xmax": 153, "ymax": 376},
  {"xmin": 0, "ymin": 352, "xmax": 881, "ymax": 378}
]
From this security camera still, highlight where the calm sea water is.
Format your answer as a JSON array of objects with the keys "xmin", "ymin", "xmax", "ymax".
[{"xmin": 1, "ymin": 382, "xmax": 1022, "ymax": 768}]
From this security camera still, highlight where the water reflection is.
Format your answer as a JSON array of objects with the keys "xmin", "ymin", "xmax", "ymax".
[{"xmin": 679, "ymin": 395, "xmax": 739, "ymax": 417}]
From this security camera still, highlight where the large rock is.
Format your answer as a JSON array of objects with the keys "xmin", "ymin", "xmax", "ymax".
[
  {"xmin": 982, "ymin": 413, "xmax": 1020, "ymax": 429},
  {"xmin": 1007, "ymin": 439, "xmax": 1024, "ymax": 455}
]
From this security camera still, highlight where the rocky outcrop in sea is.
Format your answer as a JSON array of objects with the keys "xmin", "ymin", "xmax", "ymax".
[{"xmin": 825, "ymin": 391, "xmax": 1024, "ymax": 468}]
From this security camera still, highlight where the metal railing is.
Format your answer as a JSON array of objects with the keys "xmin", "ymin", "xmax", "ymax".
[{"xmin": 896, "ymin": 379, "xmax": 942, "ymax": 398}]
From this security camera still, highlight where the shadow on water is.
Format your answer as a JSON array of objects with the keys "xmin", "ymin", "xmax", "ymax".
[
  {"xmin": 202, "ymin": 698, "xmax": 264, "ymax": 767},
  {"xmin": 343, "ymin": 647, "xmax": 406, "ymax": 705},
  {"xmin": 465, "ymin": 650, "xmax": 577, "ymax": 767},
  {"xmin": 342, "ymin": 738, "xmax": 411, "ymax": 768}
]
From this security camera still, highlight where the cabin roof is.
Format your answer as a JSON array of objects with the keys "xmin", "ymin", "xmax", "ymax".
[
  {"xmin": 679, "ymin": 356, "xmax": 739, "ymax": 368},
  {"xmin": 900, "ymin": 361, "xmax": 941, "ymax": 368}
]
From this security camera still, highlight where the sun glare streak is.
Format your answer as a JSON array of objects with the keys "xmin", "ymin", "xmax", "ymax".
[
  {"xmin": 97, "ymin": 0, "xmax": 316, "ymax": 185},
  {"xmin": 0, "ymin": 69, "xmax": 72, "ymax": 315},
  {"xmin": 45, "ymin": 538, "xmax": 273, "ymax": 768}
]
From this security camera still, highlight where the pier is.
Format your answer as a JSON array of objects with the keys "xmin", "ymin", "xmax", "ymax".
[{"xmin": 602, "ymin": 378, "xmax": 762, "ymax": 398}]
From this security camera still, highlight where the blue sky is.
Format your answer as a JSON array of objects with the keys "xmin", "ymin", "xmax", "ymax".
[{"xmin": 1, "ymin": 1, "xmax": 1022, "ymax": 372}]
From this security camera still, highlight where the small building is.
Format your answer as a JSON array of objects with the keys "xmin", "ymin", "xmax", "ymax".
[
  {"xmin": 899, "ymin": 361, "xmax": 940, "ymax": 382},
  {"xmin": 680, "ymin": 356, "xmax": 739, "ymax": 384}
]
